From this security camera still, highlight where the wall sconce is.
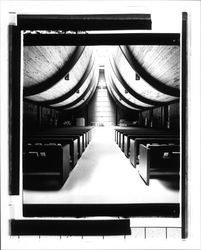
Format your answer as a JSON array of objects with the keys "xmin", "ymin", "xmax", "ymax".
[
  {"xmin": 135, "ymin": 73, "xmax": 140, "ymax": 81},
  {"xmin": 65, "ymin": 73, "xmax": 69, "ymax": 80}
]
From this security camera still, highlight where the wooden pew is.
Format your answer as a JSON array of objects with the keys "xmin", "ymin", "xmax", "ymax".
[
  {"xmin": 114, "ymin": 127, "xmax": 149, "ymax": 147},
  {"xmin": 139, "ymin": 144, "xmax": 180, "ymax": 185},
  {"xmin": 130, "ymin": 138, "xmax": 180, "ymax": 167},
  {"xmin": 26, "ymin": 137, "xmax": 78, "ymax": 168},
  {"xmin": 32, "ymin": 127, "xmax": 93, "ymax": 151},
  {"xmin": 50, "ymin": 128, "xmax": 89, "ymax": 148},
  {"xmin": 31, "ymin": 134, "xmax": 83, "ymax": 158},
  {"xmin": 114, "ymin": 127, "xmax": 179, "ymax": 157},
  {"xmin": 114, "ymin": 127, "xmax": 178, "ymax": 150},
  {"xmin": 124, "ymin": 132, "xmax": 179, "ymax": 157},
  {"xmin": 115, "ymin": 128, "xmax": 135, "ymax": 145},
  {"xmin": 23, "ymin": 127, "xmax": 94, "ymax": 190},
  {"xmin": 23, "ymin": 143, "xmax": 70, "ymax": 190},
  {"xmin": 40, "ymin": 126, "xmax": 94, "ymax": 141}
]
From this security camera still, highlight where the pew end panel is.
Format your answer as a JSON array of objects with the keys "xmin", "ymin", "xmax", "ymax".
[
  {"xmin": 72, "ymin": 138, "xmax": 78, "ymax": 168},
  {"xmin": 130, "ymin": 139, "xmax": 135, "ymax": 167},
  {"xmin": 139, "ymin": 144, "xmax": 180, "ymax": 186},
  {"xmin": 149, "ymin": 145, "xmax": 180, "ymax": 175},
  {"xmin": 62, "ymin": 144, "xmax": 71, "ymax": 183},
  {"xmin": 23, "ymin": 143, "xmax": 71, "ymax": 190},
  {"xmin": 25, "ymin": 137, "xmax": 79, "ymax": 169},
  {"xmin": 131, "ymin": 138, "xmax": 180, "ymax": 167},
  {"xmin": 138, "ymin": 144, "xmax": 150, "ymax": 185}
]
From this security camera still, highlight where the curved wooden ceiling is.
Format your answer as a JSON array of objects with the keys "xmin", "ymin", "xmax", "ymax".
[
  {"xmin": 110, "ymin": 46, "xmax": 179, "ymax": 103},
  {"xmin": 105, "ymin": 65, "xmax": 152, "ymax": 109},
  {"xmin": 107, "ymin": 80, "xmax": 139, "ymax": 111},
  {"xmin": 126, "ymin": 45, "xmax": 180, "ymax": 90},
  {"xmin": 64, "ymin": 71, "xmax": 99, "ymax": 110},
  {"xmin": 26, "ymin": 46, "xmax": 93, "ymax": 102},
  {"xmin": 52, "ymin": 66, "xmax": 98, "ymax": 108},
  {"xmin": 120, "ymin": 45, "xmax": 180, "ymax": 97},
  {"xmin": 24, "ymin": 46, "xmax": 85, "ymax": 96},
  {"xmin": 23, "ymin": 41, "xmax": 180, "ymax": 111},
  {"xmin": 24, "ymin": 46, "xmax": 99, "ymax": 110},
  {"xmin": 24, "ymin": 46, "xmax": 77, "ymax": 88}
]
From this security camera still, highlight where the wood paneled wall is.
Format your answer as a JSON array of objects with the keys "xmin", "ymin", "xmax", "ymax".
[
  {"xmin": 24, "ymin": 100, "xmax": 179, "ymax": 131},
  {"xmin": 139, "ymin": 102, "xmax": 180, "ymax": 131},
  {"xmin": 59, "ymin": 106, "xmax": 88, "ymax": 127},
  {"xmin": 116, "ymin": 106, "xmax": 139, "ymax": 126},
  {"xmin": 23, "ymin": 102, "xmax": 38, "ymax": 132},
  {"xmin": 168, "ymin": 102, "xmax": 180, "ymax": 130},
  {"xmin": 23, "ymin": 102, "xmax": 60, "ymax": 134}
]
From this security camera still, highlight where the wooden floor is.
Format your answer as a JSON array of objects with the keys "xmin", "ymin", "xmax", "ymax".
[{"xmin": 23, "ymin": 127, "xmax": 180, "ymax": 205}]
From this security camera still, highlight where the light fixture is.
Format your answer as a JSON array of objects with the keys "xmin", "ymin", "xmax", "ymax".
[
  {"xmin": 135, "ymin": 73, "xmax": 140, "ymax": 81},
  {"xmin": 65, "ymin": 73, "xmax": 69, "ymax": 80}
]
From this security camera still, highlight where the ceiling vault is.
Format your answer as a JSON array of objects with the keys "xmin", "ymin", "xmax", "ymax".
[
  {"xmin": 120, "ymin": 45, "xmax": 180, "ymax": 97},
  {"xmin": 24, "ymin": 46, "xmax": 85, "ymax": 97},
  {"xmin": 28, "ymin": 55, "xmax": 95, "ymax": 105}
]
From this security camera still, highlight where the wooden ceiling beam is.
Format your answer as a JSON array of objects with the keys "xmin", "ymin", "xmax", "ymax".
[
  {"xmin": 108, "ymin": 76, "xmax": 144, "ymax": 110},
  {"xmin": 65, "ymin": 79, "xmax": 98, "ymax": 110},
  {"xmin": 107, "ymin": 82, "xmax": 138, "ymax": 111},
  {"xmin": 55, "ymin": 75, "xmax": 95, "ymax": 110},
  {"xmin": 110, "ymin": 58, "xmax": 166, "ymax": 106}
]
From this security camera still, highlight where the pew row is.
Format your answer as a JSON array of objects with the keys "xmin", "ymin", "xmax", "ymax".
[
  {"xmin": 25, "ymin": 137, "xmax": 78, "ymax": 168},
  {"xmin": 123, "ymin": 133, "xmax": 179, "ymax": 158},
  {"xmin": 114, "ymin": 127, "xmax": 179, "ymax": 157},
  {"xmin": 23, "ymin": 127, "xmax": 94, "ymax": 190},
  {"xmin": 29, "ymin": 134, "xmax": 83, "ymax": 158},
  {"xmin": 139, "ymin": 144, "xmax": 180, "ymax": 185},
  {"xmin": 130, "ymin": 138, "xmax": 180, "ymax": 167},
  {"xmin": 31, "ymin": 127, "xmax": 94, "ymax": 150},
  {"xmin": 23, "ymin": 143, "xmax": 70, "ymax": 190}
]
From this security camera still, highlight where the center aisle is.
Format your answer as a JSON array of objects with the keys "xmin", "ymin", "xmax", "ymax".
[{"xmin": 24, "ymin": 127, "xmax": 179, "ymax": 204}]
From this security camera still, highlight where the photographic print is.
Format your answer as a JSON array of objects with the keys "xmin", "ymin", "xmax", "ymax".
[{"xmin": 1, "ymin": 1, "xmax": 201, "ymax": 249}]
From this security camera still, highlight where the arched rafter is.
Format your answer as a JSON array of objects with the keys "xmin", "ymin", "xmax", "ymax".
[
  {"xmin": 55, "ymin": 73, "xmax": 95, "ymax": 110},
  {"xmin": 63, "ymin": 73, "xmax": 98, "ymax": 111},
  {"xmin": 108, "ymin": 75, "xmax": 144, "ymax": 110},
  {"xmin": 106, "ymin": 80, "xmax": 140, "ymax": 111},
  {"xmin": 109, "ymin": 58, "xmax": 167, "ymax": 106}
]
